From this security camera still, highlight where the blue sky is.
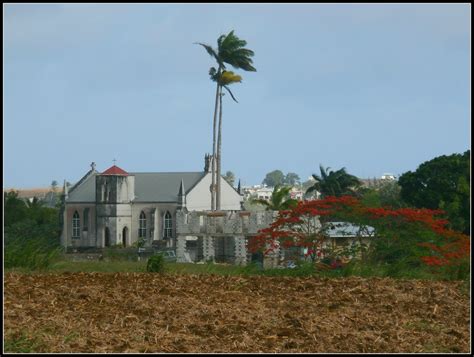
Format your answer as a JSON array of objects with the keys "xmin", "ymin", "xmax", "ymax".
[{"xmin": 4, "ymin": 3, "xmax": 471, "ymax": 188}]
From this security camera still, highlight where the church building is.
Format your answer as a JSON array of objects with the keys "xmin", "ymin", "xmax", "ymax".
[{"xmin": 60, "ymin": 155, "xmax": 243, "ymax": 250}]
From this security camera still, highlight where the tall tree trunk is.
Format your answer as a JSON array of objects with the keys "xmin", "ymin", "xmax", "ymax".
[
  {"xmin": 211, "ymin": 71, "xmax": 221, "ymax": 211},
  {"xmin": 216, "ymin": 84, "xmax": 223, "ymax": 210}
]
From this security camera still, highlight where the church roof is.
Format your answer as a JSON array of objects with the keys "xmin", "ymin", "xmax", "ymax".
[
  {"xmin": 102, "ymin": 165, "xmax": 129, "ymax": 176},
  {"xmin": 133, "ymin": 172, "xmax": 205, "ymax": 202},
  {"xmin": 66, "ymin": 171, "xmax": 206, "ymax": 203}
]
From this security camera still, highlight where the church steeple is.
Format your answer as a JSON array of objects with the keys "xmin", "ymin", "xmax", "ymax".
[
  {"xmin": 178, "ymin": 179, "xmax": 186, "ymax": 207},
  {"xmin": 204, "ymin": 153, "xmax": 214, "ymax": 173},
  {"xmin": 63, "ymin": 179, "xmax": 68, "ymax": 199}
]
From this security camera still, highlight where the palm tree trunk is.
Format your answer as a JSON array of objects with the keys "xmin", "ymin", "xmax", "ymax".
[
  {"xmin": 216, "ymin": 84, "xmax": 223, "ymax": 210},
  {"xmin": 211, "ymin": 73, "xmax": 221, "ymax": 211}
]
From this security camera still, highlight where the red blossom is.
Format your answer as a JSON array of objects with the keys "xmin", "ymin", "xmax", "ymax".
[{"xmin": 248, "ymin": 196, "xmax": 470, "ymax": 267}]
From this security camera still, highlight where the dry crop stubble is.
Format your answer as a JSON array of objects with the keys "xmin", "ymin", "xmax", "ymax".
[{"xmin": 4, "ymin": 273, "xmax": 470, "ymax": 353}]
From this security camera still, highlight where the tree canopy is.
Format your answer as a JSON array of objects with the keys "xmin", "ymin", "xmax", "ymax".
[
  {"xmin": 285, "ymin": 172, "xmax": 300, "ymax": 186},
  {"xmin": 4, "ymin": 190, "xmax": 61, "ymax": 269},
  {"xmin": 262, "ymin": 170, "xmax": 285, "ymax": 187},
  {"xmin": 223, "ymin": 171, "xmax": 236, "ymax": 186},
  {"xmin": 262, "ymin": 170, "xmax": 302, "ymax": 187},
  {"xmin": 306, "ymin": 165, "xmax": 361, "ymax": 198},
  {"xmin": 398, "ymin": 150, "xmax": 470, "ymax": 234}
]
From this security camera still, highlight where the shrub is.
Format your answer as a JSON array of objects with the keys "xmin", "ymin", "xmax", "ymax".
[
  {"xmin": 146, "ymin": 254, "xmax": 165, "ymax": 273},
  {"xmin": 4, "ymin": 219, "xmax": 61, "ymax": 270}
]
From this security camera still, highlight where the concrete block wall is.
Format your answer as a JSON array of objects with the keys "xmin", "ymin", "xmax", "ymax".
[
  {"xmin": 202, "ymin": 235, "xmax": 215, "ymax": 262},
  {"xmin": 234, "ymin": 236, "xmax": 247, "ymax": 266},
  {"xmin": 176, "ymin": 235, "xmax": 187, "ymax": 263}
]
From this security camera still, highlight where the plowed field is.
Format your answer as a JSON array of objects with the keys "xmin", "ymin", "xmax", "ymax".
[{"xmin": 4, "ymin": 273, "xmax": 470, "ymax": 353}]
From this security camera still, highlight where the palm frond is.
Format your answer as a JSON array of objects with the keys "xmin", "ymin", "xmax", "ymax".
[
  {"xmin": 250, "ymin": 198, "xmax": 270, "ymax": 207},
  {"xmin": 209, "ymin": 67, "xmax": 219, "ymax": 82},
  {"xmin": 319, "ymin": 164, "xmax": 329, "ymax": 180},
  {"xmin": 223, "ymin": 85, "xmax": 238, "ymax": 103},
  {"xmin": 195, "ymin": 42, "xmax": 224, "ymax": 67}
]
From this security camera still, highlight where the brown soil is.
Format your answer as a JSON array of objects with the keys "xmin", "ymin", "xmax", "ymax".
[{"xmin": 4, "ymin": 273, "xmax": 470, "ymax": 353}]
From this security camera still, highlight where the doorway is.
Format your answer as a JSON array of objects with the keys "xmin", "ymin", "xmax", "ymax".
[
  {"xmin": 122, "ymin": 227, "xmax": 128, "ymax": 247},
  {"xmin": 104, "ymin": 227, "xmax": 110, "ymax": 247}
]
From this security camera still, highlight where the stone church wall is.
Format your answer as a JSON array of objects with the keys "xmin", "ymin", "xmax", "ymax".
[
  {"xmin": 64, "ymin": 204, "xmax": 97, "ymax": 249},
  {"xmin": 130, "ymin": 203, "xmax": 180, "ymax": 248}
]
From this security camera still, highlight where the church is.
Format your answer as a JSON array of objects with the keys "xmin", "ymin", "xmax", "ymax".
[{"xmin": 60, "ymin": 155, "xmax": 243, "ymax": 251}]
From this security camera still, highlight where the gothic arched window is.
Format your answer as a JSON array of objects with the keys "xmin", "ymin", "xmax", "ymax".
[
  {"xmin": 164, "ymin": 211, "xmax": 172, "ymax": 238},
  {"xmin": 72, "ymin": 211, "xmax": 80, "ymax": 239},
  {"xmin": 139, "ymin": 211, "xmax": 146, "ymax": 238}
]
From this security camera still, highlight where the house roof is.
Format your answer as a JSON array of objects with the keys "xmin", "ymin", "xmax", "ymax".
[
  {"xmin": 326, "ymin": 222, "xmax": 375, "ymax": 238},
  {"xmin": 102, "ymin": 165, "xmax": 129, "ymax": 176},
  {"xmin": 66, "ymin": 171, "xmax": 206, "ymax": 203}
]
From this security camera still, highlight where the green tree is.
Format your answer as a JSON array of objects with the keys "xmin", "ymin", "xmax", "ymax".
[
  {"xmin": 251, "ymin": 185, "xmax": 298, "ymax": 211},
  {"xmin": 262, "ymin": 170, "xmax": 285, "ymax": 187},
  {"xmin": 223, "ymin": 171, "xmax": 236, "ymax": 186},
  {"xmin": 4, "ymin": 190, "xmax": 28, "ymax": 227},
  {"xmin": 306, "ymin": 165, "xmax": 361, "ymax": 198},
  {"xmin": 197, "ymin": 30, "xmax": 256, "ymax": 210},
  {"xmin": 398, "ymin": 150, "xmax": 470, "ymax": 233},
  {"xmin": 284, "ymin": 172, "xmax": 300, "ymax": 186},
  {"xmin": 4, "ymin": 191, "xmax": 61, "ymax": 270},
  {"xmin": 361, "ymin": 180, "xmax": 405, "ymax": 209}
]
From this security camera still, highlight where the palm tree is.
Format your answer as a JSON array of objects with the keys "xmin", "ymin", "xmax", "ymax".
[
  {"xmin": 251, "ymin": 185, "xmax": 298, "ymax": 211},
  {"xmin": 306, "ymin": 165, "xmax": 361, "ymax": 198},
  {"xmin": 196, "ymin": 30, "xmax": 256, "ymax": 210}
]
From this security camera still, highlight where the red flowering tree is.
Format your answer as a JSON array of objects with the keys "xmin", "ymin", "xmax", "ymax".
[
  {"xmin": 248, "ymin": 196, "xmax": 470, "ymax": 274},
  {"xmin": 248, "ymin": 196, "xmax": 370, "ymax": 263}
]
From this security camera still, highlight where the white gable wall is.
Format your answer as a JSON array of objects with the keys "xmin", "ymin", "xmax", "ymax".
[{"xmin": 186, "ymin": 173, "xmax": 242, "ymax": 211}]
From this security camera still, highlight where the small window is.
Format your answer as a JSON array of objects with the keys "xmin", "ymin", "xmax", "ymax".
[
  {"xmin": 83, "ymin": 208, "xmax": 89, "ymax": 231},
  {"xmin": 72, "ymin": 211, "xmax": 80, "ymax": 239},
  {"xmin": 139, "ymin": 211, "xmax": 146, "ymax": 238},
  {"xmin": 164, "ymin": 211, "xmax": 172, "ymax": 238}
]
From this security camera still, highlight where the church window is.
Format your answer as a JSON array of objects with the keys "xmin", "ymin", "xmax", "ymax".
[
  {"xmin": 72, "ymin": 211, "xmax": 80, "ymax": 239},
  {"xmin": 164, "ymin": 211, "xmax": 172, "ymax": 238},
  {"xmin": 103, "ymin": 181, "xmax": 107, "ymax": 202},
  {"xmin": 83, "ymin": 208, "xmax": 89, "ymax": 231},
  {"xmin": 139, "ymin": 211, "xmax": 146, "ymax": 238}
]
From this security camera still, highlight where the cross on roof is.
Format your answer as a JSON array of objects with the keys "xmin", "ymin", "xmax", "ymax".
[{"xmin": 113, "ymin": 158, "xmax": 117, "ymax": 165}]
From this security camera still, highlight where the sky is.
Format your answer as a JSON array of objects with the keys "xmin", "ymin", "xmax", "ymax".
[{"xmin": 4, "ymin": 3, "xmax": 471, "ymax": 189}]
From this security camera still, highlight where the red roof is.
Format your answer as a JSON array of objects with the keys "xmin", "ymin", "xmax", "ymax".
[{"xmin": 102, "ymin": 165, "xmax": 129, "ymax": 176}]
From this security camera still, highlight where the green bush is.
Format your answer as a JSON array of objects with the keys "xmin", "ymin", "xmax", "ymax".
[
  {"xmin": 4, "ymin": 219, "xmax": 61, "ymax": 270},
  {"xmin": 439, "ymin": 259, "xmax": 470, "ymax": 281},
  {"xmin": 146, "ymin": 254, "xmax": 165, "ymax": 273}
]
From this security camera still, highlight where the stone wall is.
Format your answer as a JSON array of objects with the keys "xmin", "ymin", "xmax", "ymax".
[{"xmin": 176, "ymin": 210, "xmax": 278, "ymax": 268}]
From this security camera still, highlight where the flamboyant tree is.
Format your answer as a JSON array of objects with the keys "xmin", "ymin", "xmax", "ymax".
[{"xmin": 248, "ymin": 196, "xmax": 470, "ymax": 270}]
